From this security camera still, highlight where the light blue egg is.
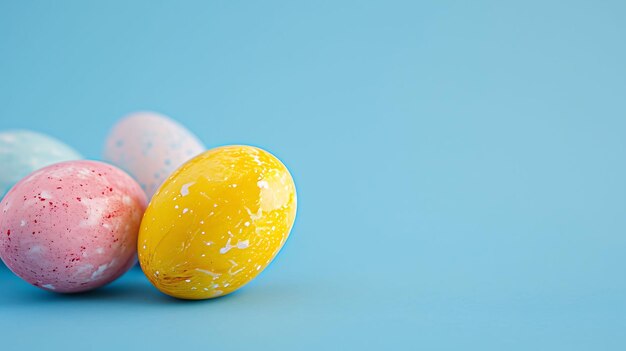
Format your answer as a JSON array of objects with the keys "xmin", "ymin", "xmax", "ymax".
[{"xmin": 0, "ymin": 130, "xmax": 82, "ymax": 196}]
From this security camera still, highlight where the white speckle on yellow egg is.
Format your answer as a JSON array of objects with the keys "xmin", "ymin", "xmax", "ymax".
[{"xmin": 138, "ymin": 145, "xmax": 297, "ymax": 300}]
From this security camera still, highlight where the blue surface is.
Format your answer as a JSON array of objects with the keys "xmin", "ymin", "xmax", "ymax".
[{"xmin": 1, "ymin": 1, "xmax": 626, "ymax": 349}]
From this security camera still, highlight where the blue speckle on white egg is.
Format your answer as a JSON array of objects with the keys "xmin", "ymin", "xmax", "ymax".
[
  {"xmin": 0, "ymin": 130, "xmax": 82, "ymax": 196},
  {"xmin": 103, "ymin": 112, "xmax": 205, "ymax": 199}
]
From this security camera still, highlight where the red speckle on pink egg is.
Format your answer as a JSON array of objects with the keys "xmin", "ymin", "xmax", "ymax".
[{"xmin": 0, "ymin": 160, "xmax": 147, "ymax": 293}]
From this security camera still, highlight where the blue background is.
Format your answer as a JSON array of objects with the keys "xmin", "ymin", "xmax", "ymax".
[{"xmin": 1, "ymin": 1, "xmax": 626, "ymax": 349}]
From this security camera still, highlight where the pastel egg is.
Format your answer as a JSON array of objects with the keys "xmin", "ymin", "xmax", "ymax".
[
  {"xmin": 138, "ymin": 145, "xmax": 297, "ymax": 299},
  {"xmin": 103, "ymin": 112, "xmax": 205, "ymax": 198},
  {"xmin": 0, "ymin": 130, "xmax": 82, "ymax": 196},
  {"xmin": 0, "ymin": 160, "xmax": 147, "ymax": 293}
]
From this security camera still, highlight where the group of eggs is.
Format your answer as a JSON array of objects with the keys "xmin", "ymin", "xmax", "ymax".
[{"xmin": 0, "ymin": 112, "xmax": 297, "ymax": 300}]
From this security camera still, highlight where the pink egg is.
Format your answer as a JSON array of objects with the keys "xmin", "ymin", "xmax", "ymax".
[{"xmin": 0, "ymin": 160, "xmax": 147, "ymax": 293}]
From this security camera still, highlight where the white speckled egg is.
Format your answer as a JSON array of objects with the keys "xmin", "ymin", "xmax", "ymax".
[
  {"xmin": 0, "ymin": 130, "xmax": 82, "ymax": 197},
  {"xmin": 103, "ymin": 112, "xmax": 205, "ymax": 198}
]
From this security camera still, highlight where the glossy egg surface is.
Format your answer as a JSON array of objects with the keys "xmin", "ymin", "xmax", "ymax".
[{"xmin": 138, "ymin": 145, "xmax": 296, "ymax": 299}]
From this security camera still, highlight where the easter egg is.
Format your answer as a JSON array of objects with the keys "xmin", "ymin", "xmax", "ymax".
[
  {"xmin": 0, "ymin": 130, "xmax": 82, "ymax": 196},
  {"xmin": 103, "ymin": 111, "xmax": 205, "ymax": 198},
  {"xmin": 138, "ymin": 145, "xmax": 297, "ymax": 299},
  {"xmin": 0, "ymin": 160, "xmax": 147, "ymax": 293}
]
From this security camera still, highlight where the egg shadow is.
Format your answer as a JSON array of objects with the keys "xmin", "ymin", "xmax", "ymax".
[
  {"xmin": 1, "ymin": 263, "xmax": 310, "ymax": 309},
  {"xmin": 0, "ymin": 267, "xmax": 275, "ymax": 307},
  {"xmin": 40, "ymin": 277, "xmax": 170, "ymax": 304},
  {"xmin": 0, "ymin": 268, "xmax": 156, "ymax": 307}
]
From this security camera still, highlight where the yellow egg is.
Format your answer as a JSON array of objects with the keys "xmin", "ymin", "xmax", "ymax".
[{"xmin": 138, "ymin": 145, "xmax": 297, "ymax": 299}]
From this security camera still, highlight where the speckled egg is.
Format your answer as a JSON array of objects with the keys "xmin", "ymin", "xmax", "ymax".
[
  {"xmin": 103, "ymin": 112, "xmax": 205, "ymax": 198},
  {"xmin": 0, "ymin": 160, "xmax": 147, "ymax": 293},
  {"xmin": 138, "ymin": 145, "xmax": 297, "ymax": 299},
  {"xmin": 0, "ymin": 130, "xmax": 82, "ymax": 196}
]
